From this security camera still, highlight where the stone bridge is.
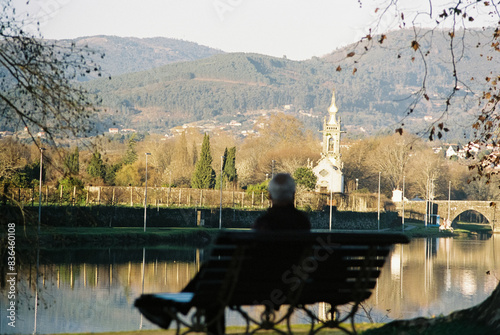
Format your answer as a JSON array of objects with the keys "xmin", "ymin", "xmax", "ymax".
[{"xmin": 397, "ymin": 200, "xmax": 499, "ymax": 232}]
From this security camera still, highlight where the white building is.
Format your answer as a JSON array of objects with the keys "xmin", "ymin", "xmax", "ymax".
[
  {"xmin": 312, "ymin": 90, "xmax": 345, "ymax": 193},
  {"xmin": 446, "ymin": 145, "xmax": 458, "ymax": 158}
]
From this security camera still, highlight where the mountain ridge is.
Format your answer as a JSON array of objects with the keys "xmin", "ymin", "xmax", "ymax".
[
  {"xmin": 78, "ymin": 29, "xmax": 499, "ymax": 140},
  {"xmin": 67, "ymin": 35, "xmax": 224, "ymax": 76}
]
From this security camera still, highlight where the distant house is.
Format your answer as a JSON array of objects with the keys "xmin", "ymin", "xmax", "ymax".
[
  {"xmin": 446, "ymin": 145, "xmax": 458, "ymax": 158},
  {"xmin": 108, "ymin": 128, "xmax": 119, "ymax": 133},
  {"xmin": 391, "ymin": 189, "xmax": 407, "ymax": 202}
]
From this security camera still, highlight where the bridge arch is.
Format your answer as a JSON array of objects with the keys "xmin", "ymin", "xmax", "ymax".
[
  {"xmin": 449, "ymin": 209, "xmax": 491, "ymax": 225},
  {"xmin": 400, "ymin": 200, "xmax": 498, "ymax": 232}
]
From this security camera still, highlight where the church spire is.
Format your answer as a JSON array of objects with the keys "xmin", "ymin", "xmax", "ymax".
[
  {"xmin": 327, "ymin": 90, "xmax": 338, "ymax": 125},
  {"xmin": 313, "ymin": 88, "xmax": 345, "ymax": 194},
  {"xmin": 321, "ymin": 89, "xmax": 343, "ymax": 163}
]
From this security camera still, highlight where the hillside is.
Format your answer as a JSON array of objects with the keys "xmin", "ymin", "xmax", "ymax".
[
  {"xmin": 70, "ymin": 35, "xmax": 224, "ymax": 76},
  {"xmin": 83, "ymin": 29, "xmax": 499, "ymax": 139}
]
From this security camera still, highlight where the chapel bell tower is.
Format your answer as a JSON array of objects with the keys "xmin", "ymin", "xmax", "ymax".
[{"xmin": 312, "ymin": 89, "xmax": 345, "ymax": 193}]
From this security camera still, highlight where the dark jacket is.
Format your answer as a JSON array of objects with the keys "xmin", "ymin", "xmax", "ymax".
[{"xmin": 252, "ymin": 204, "xmax": 311, "ymax": 231}]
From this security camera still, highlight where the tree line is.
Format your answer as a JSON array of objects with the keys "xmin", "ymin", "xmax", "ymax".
[{"xmin": 1, "ymin": 113, "xmax": 497, "ymax": 203}]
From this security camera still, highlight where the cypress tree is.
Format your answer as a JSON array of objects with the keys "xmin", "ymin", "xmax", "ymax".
[
  {"xmin": 215, "ymin": 148, "xmax": 228, "ymax": 189},
  {"xmin": 87, "ymin": 150, "xmax": 106, "ymax": 180},
  {"xmin": 123, "ymin": 134, "xmax": 138, "ymax": 165},
  {"xmin": 224, "ymin": 147, "xmax": 237, "ymax": 185},
  {"xmin": 191, "ymin": 133, "xmax": 216, "ymax": 189}
]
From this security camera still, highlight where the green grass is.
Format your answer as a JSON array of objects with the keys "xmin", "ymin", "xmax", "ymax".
[
  {"xmin": 454, "ymin": 222, "xmax": 492, "ymax": 234},
  {"xmin": 387, "ymin": 220, "xmax": 492, "ymax": 239},
  {"xmin": 42, "ymin": 323, "xmax": 382, "ymax": 335},
  {"xmin": 8, "ymin": 226, "xmax": 224, "ymax": 248},
  {"xmin": 362, "ymin": 319, "xmax": 495, "ymax": 335},
  {"xmin": 41, "ymin": 320, "xmax": 493, "ymax": 335}
]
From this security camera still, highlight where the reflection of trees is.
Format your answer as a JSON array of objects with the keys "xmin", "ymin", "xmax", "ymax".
[
  {"xmin": 366, "ymin": 238, "xmax": 500, "ymax": 320},
  {"xmin": 0, "ymin": 247, "xmax": 201, "ymax": 334}
]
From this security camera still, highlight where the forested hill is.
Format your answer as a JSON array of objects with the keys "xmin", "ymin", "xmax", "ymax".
[
  {"xmin": 84, "ymin": 29, "xmax": 497, "ymax": 139},
  {"xmin": 70, "ymin": 35, "xmax": 224, "ymax": 76}
]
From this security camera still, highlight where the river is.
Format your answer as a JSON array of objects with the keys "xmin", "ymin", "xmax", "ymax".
[{"xmin": 1, "ymin": 235, "xmax": 499, "ymax": 334}]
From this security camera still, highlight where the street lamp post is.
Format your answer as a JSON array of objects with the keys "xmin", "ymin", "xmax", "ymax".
[
  {"xmin": 402, "ymin": 176, "xmax": 405, "ymax": 232},
  {"xmin": 329, "ymin": 174, "xmax": 333, "ymax": 231},
  {"xmin": 448, "ymin": 180, "xmax": 451, "ymax": 221},
  {"xmin": 38, "ymin": 147, "xmax": 45, "ymax": 234},
  {"xmin": 144, "ymin": 153, "xmax": 151, "ymax": 232},
  {"xmin": 377, "ymin": 172, "xmax": 381, "ymax": 231},
  {"xmin": 219, "ymin": 155, "xmax": 225, "ymax": 229}
]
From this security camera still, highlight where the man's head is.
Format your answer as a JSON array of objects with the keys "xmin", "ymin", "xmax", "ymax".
[{"xmin": 268, "ymin": 173, "xmax": 295, "ymax": 206}]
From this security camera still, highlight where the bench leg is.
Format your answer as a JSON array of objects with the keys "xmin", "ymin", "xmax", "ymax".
[{"xmin": 206, "ymin": 307, "xmax": 225, "ymax": 335}]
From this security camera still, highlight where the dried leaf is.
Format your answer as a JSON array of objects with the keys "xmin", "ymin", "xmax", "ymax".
[
  {"xmin": 449, "ymin": 32, "xmax": 455, "ymax": 38},
  {"xmin": 336, "ymin": 65, "xmax": 342, "ymax": 72},
  {"xmin": 424, "ymin": 93, "xmax": 430, "ymax": 101},
  {"xmin": 411, "ymin": 40, "xmax": 420, "ymax": 51},
  {"xmin": 352, "ymin": 68, "xmax": 357, "ymax": 75},
  {"xmin": 347, "ymin": 51, "xmax": 355, "ymax": 58},
  {"xmin": 438, "ymin": 123, "xmax": 444, "ymax": 130},
  {"xmin": 395, "ymin": 128, "xmax": 403, "ymax": 135},
  {"xmin": 379, "ymin": 34, "xmax": 387, "ymax": 44}
]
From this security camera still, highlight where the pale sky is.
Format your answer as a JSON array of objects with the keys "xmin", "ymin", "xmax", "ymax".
[{"xmin": 12, "ymin": 0, "xmax": 499, "ymax": 60}]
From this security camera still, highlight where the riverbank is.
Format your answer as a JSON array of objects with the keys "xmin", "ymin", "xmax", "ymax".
[
  {"xmin": 4, "ymin": 220, "xmax": 493, "ymax": 249},
  {"xmin": 39, "ymin": 319, "xmax": 494, "ymax": 335},
  {"xmin": 391, "ymin": 220, "xmax": 493, "ymax": 238},
  {"xmin": 0, "ymin": 204, "xmax": 397, "ymax": 230},
  {"xmin": 8, "ymin": 226, "xmax": 223, "ymax": 248}
]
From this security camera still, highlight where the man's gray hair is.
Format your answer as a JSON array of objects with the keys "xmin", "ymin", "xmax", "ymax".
[{"xmin": 268, "ymin": 173, "xmax": 295, "ymax": 202}]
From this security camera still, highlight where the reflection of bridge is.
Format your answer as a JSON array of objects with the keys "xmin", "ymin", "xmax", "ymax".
[{"xmin": 397, "ymin": 200, "xmax": 499, "ymax": 232}]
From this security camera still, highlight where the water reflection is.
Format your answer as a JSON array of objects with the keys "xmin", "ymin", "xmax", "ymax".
[
  {"xmin": 366, "ymin": 236, "xmax": 500, "ymax": 322},
  {"xmin": 1, "ymin": 247, "xmax": 200, "ymax": 334},
  {"xmin": 1, "ymin": 237, "xmax": 499, "ymax": 334}
]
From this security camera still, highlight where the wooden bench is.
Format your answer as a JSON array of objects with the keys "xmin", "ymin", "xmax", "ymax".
[{"xmin": 135, "ymin": 231, "xmax": 409, "ymax": 335}]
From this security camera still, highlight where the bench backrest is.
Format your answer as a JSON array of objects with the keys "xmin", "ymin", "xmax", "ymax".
[{"xmin": 192, "ymin": 231, "xmax": 409, "ymax": 309}]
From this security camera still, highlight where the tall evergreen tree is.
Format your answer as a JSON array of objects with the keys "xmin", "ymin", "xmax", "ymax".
[
  {"xmin": 215, "ymin": 148, "xmax": 228, "ymax": 189},
  {"xmin": 123, "ymin": 134, "xmax": 138, "ymax": 165},
  {"xmin": 87, "ymin": 150, "xmax": 106, "ymax": 180},
  {"xmin": 191, "ymin": 134, "xmax": 216, "ymax": 189},
  {"xmin": 224, "ymin": 147, "xmax": 237, "ymax": 186}
]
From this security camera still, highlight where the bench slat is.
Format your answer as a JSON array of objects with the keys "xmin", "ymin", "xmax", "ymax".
[{"xmin": 135, "ymin": 231, "xmax": 409, "ymax": 334}]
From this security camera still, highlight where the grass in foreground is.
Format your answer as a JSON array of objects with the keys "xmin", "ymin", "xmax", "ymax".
[{"xmin": 43, "ymin": 323, "xmax": 382, "ymax": 335}]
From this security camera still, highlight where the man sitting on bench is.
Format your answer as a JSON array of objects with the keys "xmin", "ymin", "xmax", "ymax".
[{"xmin": 253, "ymin": 173, "xmax": 311, "ymax": 231}]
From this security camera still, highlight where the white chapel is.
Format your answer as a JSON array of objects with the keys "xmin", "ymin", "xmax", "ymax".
[{"xmin": 312, "ymin": 90, "xmax": 345, "ymax": 193}]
